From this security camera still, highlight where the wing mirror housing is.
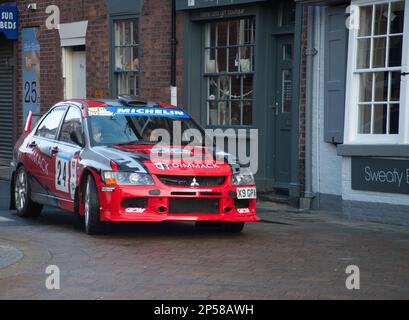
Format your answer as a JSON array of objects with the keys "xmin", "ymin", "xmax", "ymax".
[{"xmin": 70, "ymin": 130, "xmax": 85, "ymax": 147}]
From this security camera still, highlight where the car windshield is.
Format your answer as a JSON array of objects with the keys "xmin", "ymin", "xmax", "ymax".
[{"xmin": 87, "ymin": 106, "xmax": 205, "ymax": 147}]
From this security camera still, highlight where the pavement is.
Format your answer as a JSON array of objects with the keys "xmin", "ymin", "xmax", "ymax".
[{"xmin": 0, "ymin": 179, "xmax": 408, "ymax": 300}]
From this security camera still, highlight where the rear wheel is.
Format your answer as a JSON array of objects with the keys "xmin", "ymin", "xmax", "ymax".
[
  {"xmin": 14, "ymin": 166, "xmax": 43, "ymax": 218},
  {"xmin": 84, "ymin": 175, "xmax": 109, "ymax": 235}
]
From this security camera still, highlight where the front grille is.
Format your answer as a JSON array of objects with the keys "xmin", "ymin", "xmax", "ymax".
[
  {"xmin": 169, "ymin": 198, "xmax": 219, "ymax": 214},
  {"xmin": 157, "ymin": 175, "xmax": 226, "ymax": 187},
  {"xmin": 121, "ymin": 198, "xmax": 148, "ymax": 208}
]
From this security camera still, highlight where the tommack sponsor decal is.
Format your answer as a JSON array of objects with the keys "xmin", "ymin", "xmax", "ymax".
[{"xmin": 154, "ymin": 162, "xmax": 220, "ymax": 170}]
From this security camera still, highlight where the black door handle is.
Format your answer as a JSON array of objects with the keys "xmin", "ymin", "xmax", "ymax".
[
  {"xmin": 402, "ymin": 72, "xmax": 409, "ymax": 77},
  {"xmin": 51, "ymin": 146, "xmax": 59, "ymax": 154},
  {"xmin": 28, "ymin": 141, "xmax": 37, "ymax": 148}
]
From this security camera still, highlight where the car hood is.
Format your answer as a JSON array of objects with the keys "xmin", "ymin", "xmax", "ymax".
[{"xmin": 92, "ymin": 144, "xmax": 233, "ymax": 176}]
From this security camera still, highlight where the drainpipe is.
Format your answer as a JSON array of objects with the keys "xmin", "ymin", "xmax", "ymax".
[
  {"xmin": 170, "ymin": 0, "xmax": 177, "ymax": 106},
  {"xmin": 302, "ymin": 5, "xmax": 316, "ymax": 209}
]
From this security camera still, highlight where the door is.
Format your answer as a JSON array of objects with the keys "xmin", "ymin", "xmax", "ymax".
[
  {"xmin": 72, "ymin": 51, "xmax": 86, "ymax": 98},
  {"xmin": 26, "ymin": 106, "xmax": 67, "ymax": 199},
  {"xmin": 0, "ymin": 36, "xmax": 15, "ymax": 165},
  {"xmin": 271, "ymin": 35, "xmax": 294, "ymax": 186},
  {"xmin": 52, "ymin": 106, "xmax": 83, "ymax": 211}
]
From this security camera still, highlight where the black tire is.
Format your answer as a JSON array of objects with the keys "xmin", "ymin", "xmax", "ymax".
[
  {"xmin": 14, "ymin": 166, "xmax": 43, "ymax": 218},
  {"xmin": 84, "ymin": 175, "xmax": 109, "ymax": 235},
  {"xmin": 222, "ymin": 222, "xmax": 245, "ymax": 233}
]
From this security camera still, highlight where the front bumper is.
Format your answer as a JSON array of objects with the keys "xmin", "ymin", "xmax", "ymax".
[{"xmin": 97, "ymin": 183, "xmax": 259, "ymax": 223}]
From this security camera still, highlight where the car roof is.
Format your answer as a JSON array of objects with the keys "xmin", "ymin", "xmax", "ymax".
[{"xmin": 61, "ymin": 97, "xmax": 178, "ymax": 110}]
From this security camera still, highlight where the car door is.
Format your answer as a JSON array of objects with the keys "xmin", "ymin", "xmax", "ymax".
[
  {"xmin": 26, "ymin": 106, "xmax": 67, "ymax": 200},
  {"xmin": 51, "ymin": 105, "xmax": 84, "ymax": 211}
]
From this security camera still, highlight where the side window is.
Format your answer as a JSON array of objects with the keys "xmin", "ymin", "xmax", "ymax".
[
  {"xmin": 36, "ymin": 107, "xmax": 66, "ymax": 140},
  {"xmin": 59, "ymin": 107, "xmax": 83, "ymax": 144}
]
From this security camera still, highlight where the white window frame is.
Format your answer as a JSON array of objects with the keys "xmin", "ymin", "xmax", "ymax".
[{"xmin": 344, "ymin": 0, "xmax": 409, "ymax": 144}]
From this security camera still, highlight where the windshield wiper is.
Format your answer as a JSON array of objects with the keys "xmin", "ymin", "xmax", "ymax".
[{"xmin": 115, "ymin": 140, "xmax": 157, "ymax": 147}]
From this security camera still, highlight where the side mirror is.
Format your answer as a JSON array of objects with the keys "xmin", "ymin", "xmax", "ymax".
[{"xmin": 70, "ymin": 130, "xmax": 85, "ymax": 147}]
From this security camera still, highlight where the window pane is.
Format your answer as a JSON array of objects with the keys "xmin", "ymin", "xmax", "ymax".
[
  {"xmin": 219, "ymin": 76, "xmax": 230, "ymax": 100},
  {"xmin": 390, "ymin": 1, "xmax": 405, "ymax": 34},
  {"xmin": 115, "ymin": 47, "xmax": 135, "ymax": 71},
  {"xmin": 37, "ymin": 107, "xmax": 66, "ymax": 139},
  {"xmin": 231, "ymin": 76, "xmax": 241, "ymax": 99},
  {"xmin": 388, "ymin": 35, "xmax": 402, "ymax": 67},
  {"xmin": 282, "ymin": 69, "xmax": 292, "ymax": 113},
  {"xmin": 205, "ymin": 22, "xmax": 216, "ymax": 47},
  {"xmin": 373, "ymin": 37, "xmax": 386, "ymax": 68},
  {"xmin": 374, "ymin": 3, "xmax": 389, "ymax": 35},
  {"xmin": 357, "ymin": 38, "xmax": 371, "ymax": 68},
  {"xmin": 60, "ymin": 107, "xmax": 82, "ymax": 144},
  {"xmin": 208, "ymin": 101, "xmax": 218, "ymax": 125},
  {"xmin": 217, "ymin": 48, "xmax": 227, "ymax": 72},
  {"xmin": 228, "ymin": 47, "xmax": 239, "ymax": 72},
  {"xmin": 373, "ymin": 104, "xmax": 387, "ymax": 134},
  {"xmin": 283, "ymin": 44, "xmax": 293, "ymax": 62},
  {"xmin": 390, "ymin": 104, "xmax": 400, "ymax": 134},
  {"xmin": 243, "ymin": 76, "xmax": 253, "ymax": 99},
  {"xmin": 205, "ymin": 48, "xmax": 217, "ymax": 73},
  {"xmin": 229, "ymin": 20, "xmax": 239, "ymax": 46},
  {"xmin": 359, "ymin": 105, "xmax": 372, "ymax": 134},
  {"xmin": 390, "ymin": 71, "xmax": 401, "ymax": 101},
  {"xmin": 132, "ymin": 20, "xmax": 139, "ymax": 45},
  {"xmin": 219, "ymin": 101, "xmax": 229, "ymax": 126},
  {"xmin": 231, "ymin": 101, "xmax": 241, "ymax": 125},
  {"xmin": 359, "ymin": 73, "xmax": 373, "ymax": 102},
  {"xmin": 359, "ymin": 6, "xmax": 373, "ymax": 37},
  {"xmin": 208, "ymin": 77, "xmax": 218, "ymax": 100},
  {"xmin": 239, "ymin": 46, "xmax": 252, "ymax": 72},
  {"xmin": 117, "ymin": 73, "xmax": 138, "ymax": 96},
  {"xmin": 374, "ymin": 72, "xmax": 388, "ymax": 102},
  {"xmin": 243, "ymin": 100, "xmax": 253, "ymax": 125},
  {"xmin": 217, "ymin": 21, "xmax": 228, "ymax": 47}
]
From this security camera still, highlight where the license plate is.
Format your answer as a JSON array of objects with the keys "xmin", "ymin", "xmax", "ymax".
[{"xmin": 237, "ymin": 188, "xmax": 257, "ymax": 199}]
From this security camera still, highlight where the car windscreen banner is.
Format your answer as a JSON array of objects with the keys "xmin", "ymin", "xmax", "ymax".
[{"xmin": 88, "ymin": 106, "xmax": 190, "ymax": 119}]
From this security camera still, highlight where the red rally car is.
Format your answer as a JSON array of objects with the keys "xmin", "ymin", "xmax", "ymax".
[{"xmin": 10, "ymin": 96, "xmax": 259, "ymax": 235}]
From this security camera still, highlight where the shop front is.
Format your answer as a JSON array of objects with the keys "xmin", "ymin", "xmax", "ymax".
[
  {"xmin": 0, "ymin": 4, "xmax": 18, "ymax": 166},
  {"xmin": 176, "ymin": 0, "xmax": 302, "ymax": 200}
]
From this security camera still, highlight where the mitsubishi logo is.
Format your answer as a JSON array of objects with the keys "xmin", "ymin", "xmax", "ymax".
[{"xmin": 190, "ymin": 178, "xmax": 200, "ymax": 187}]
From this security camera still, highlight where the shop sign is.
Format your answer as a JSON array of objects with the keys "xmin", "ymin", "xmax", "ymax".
[
  {"xmin": 0, "ymin": 5, "xmax": 18, "ymax": 40},
  {"xmin": 176, "ymin": 0, "xmax": 265, "ymax": 11},
  {"xmin": 352, "ymin": 157, "xmax": 409, "ymax": 195},
  {"xmin": 22, "ymin": 28, "xmax": 41, "ymax": 123}
]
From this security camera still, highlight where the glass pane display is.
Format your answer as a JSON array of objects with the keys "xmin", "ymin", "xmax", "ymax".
[
  {"xmin": 390, "ymin": 1, "xmax": 405, "ymax": 34},
  {"xmin": 373, "ymin": 104, "xmax": 387, "ymax": 134},
  {"xmin": 359, "ymin": 6, "xmax": 373, "ymax": 37},
  {"xmin": 374, "ymin": 3, "xmax": 389, "ymax": 35},
  {"xmin": 359, "ymin": 73, "xmax": 372, "ymax": 102},
  {"xmin": 389, "ymin": 104, "xmax": 400, "ymax": 134},
  {"xmin": 359, "ymin": 105, "xmax": 372, "ymax": 134}
]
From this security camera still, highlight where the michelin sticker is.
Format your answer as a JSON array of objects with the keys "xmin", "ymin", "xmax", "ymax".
[{"xmin": 88, "ymin": 107, "xmax": 189, "ymax": 119}]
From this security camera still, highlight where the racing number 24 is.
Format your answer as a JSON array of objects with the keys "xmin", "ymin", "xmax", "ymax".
[{"xmin": 55, "ymin": 158, "xmax": 69, "ymax": 193}]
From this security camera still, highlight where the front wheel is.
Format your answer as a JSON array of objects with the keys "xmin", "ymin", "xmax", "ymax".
[
  {"xmin": 14, "ymin": 166, "xmax": 43, "ymax": 218},
  {"xmin": 84, "ymin": 175, "xmax": 109, "ymax": 235}
]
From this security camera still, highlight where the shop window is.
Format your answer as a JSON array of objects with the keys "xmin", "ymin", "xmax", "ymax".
[
  {"xmin": 345, "ymin": 0, "xmax": 408, "ymax": 143},
  {"xmin": 113, "ymin": 19, "xmax": 140, "ymax": 96},
  {"xmin": 204, "ymin": 18, "xmax": 255, "ymax": 126}
]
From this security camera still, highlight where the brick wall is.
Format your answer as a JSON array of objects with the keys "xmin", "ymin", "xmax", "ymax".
[
  {"xmin": 15, "ymin": 0, "xmax": 109, "ymax": 135},
  {"xmin": 139, "ymin": 0, "xmax": 184, "ymax": 105},
  {"xmin": 12, "ymin": 0, "xmax": 183, "ymax": 135}
]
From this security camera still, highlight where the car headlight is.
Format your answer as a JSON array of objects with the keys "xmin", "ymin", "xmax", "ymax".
[
  {"xmin": 102, "ymin": 171, "xmax": 155, "ymax": 186},
  {"xmin": 231, "ymin": 170, "xmax": 255, "ymax": 186}
]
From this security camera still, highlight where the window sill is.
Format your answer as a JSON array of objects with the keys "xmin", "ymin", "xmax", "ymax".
[{"xmin": 337, "ymin": 144, "xmax": 409, "ymax": 158}]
